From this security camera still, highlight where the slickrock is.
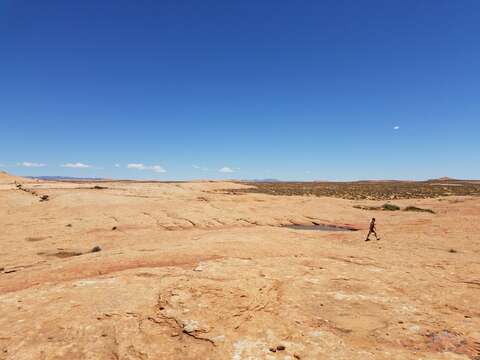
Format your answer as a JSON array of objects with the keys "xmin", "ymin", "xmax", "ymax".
[{"xmin": 0, "ymin": 174, "xmax": 479, "ymax": 359}]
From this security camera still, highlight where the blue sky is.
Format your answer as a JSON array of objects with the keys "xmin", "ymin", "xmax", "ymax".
[{"xmin": 1, "ymin": 0, "xmax": 479, "ymax": 180}]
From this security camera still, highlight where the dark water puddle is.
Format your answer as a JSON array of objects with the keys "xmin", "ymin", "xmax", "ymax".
[{"xmin": 283, "ymin": 224, "xmax": 357, "ymax": 232}]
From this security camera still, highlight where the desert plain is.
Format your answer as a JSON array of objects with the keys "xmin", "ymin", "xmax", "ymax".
[{"xmin": 0, "ymin": 171, "xmax": 479, "ymax": 360}]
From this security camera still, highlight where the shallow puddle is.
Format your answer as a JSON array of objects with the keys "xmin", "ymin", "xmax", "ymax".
[{"xmin": 283, "ymin": 224, "xmax": 357, "ymax": 231}]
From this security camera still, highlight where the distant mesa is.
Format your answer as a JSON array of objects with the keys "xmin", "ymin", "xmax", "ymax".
[
  {"xmin": 27, "ymin": 176, "xmax": 106, "ymax": 181},
  {"xmin": 1, "ymin": 172, "xmax": 106, "ymax": 184},
  {"xmin": 429, "ymin": 176, "xmax": 458, "ymax": 182}
]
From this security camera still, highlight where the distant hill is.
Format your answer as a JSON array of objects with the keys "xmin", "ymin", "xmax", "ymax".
[
  {"xmin": 248, "ymin": 179, "xmax": 282, "ymax": 183},
  {"xmin": 428, "ymin": 177, "xmax": 459, "ymax": 182},
  {"xmin": 27, "ymin": 176, "xmax": 105, "ymax": 181}
]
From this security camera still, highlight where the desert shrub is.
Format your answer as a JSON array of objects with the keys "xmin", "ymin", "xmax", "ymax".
[
  {"xmin": 404, "ymin": 206, "xmax": 435, "ymax": 214},
  {"xmin": 91, "ymin": 246, "xmax": 102, "ymax": 253},
  {"xmin": 382, "ymin": 203, "xmax": 400, "ymax": 211}
]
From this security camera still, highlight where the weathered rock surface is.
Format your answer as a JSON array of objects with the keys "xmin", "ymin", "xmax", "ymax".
[{"xmin": 0, "ymin": 174, "xmax": 479, "ymax": 359}]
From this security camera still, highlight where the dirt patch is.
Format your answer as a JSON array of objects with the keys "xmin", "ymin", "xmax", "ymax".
[
  {"xmin": 424, "ymin": 330, "xmax": 480, "ymax": 359},
  {"xmin": 49, "ymin": 251, "xmax": 83, "ymax": 258},
  {"xmin": 25, "ymin": 236, "xmax": 50, "ymax": 242}
]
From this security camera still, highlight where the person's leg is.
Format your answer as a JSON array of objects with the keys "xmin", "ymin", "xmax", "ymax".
[
  {"xmin": 365, "ymin": 230, "xmax": 371, "ymax": 241},
  {"xmin": 374, "ymin": 230, "xmax": 380, "ymax": 240}
]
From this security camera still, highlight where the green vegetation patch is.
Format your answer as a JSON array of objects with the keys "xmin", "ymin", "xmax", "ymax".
[
  {"xmin": 403, "ymin": 206, "xmax": 435, "ymax": 214},
  {"xmin": 353, "ymin": 203, "xmax": 400, "ymax": 211},
  {"xmin": 231, "ymin": 180, "xmax": 480, "ymax": 200},
  {"xmin": 382, "ymin": 203, "xmax": 401, "ymax": 211}
]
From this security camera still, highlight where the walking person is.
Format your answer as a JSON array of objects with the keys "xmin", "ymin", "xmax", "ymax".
[{"xmin": 365, "ymin": 218, "xmax": 380, "ymax": 241}]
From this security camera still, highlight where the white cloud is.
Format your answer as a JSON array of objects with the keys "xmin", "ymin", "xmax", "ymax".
[
  {"xmin": 114, "ymin": 163, "xmax": 120, "ymax": 168},
  {"xmin": 61, "ymin": 162, "xmax": 92, "ymax": 168},
  {"xmin": 18, "ymin": 162, "xmax": 47, "ymax": 168},
  {"xmin": 393, "ymin": 126, "xmax": 400, "ymax": 130},
  {"xmin": 219, "ymin": 166, "xmax": 234, "ymax": 173},
  {"xmin": 193, "ymin": 165, "xmax": 209, "ymax": 171},
  {"xmin": 150, "ymin": 165, "xmax": 166, "ymax": 173},
  {"xmin": 127, "ymin": 163, "xmax": 166, "ymax": 173}
]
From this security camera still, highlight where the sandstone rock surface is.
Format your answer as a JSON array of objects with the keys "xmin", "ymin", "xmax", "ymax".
[{"xmin": 1, "ymin": 175, "xmax": 479, "ymax": 359}]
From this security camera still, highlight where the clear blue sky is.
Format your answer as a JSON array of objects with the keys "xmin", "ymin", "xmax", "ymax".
[{"xmin": 1, "ymin": 0, "xmax": 479, "ymax": 180}]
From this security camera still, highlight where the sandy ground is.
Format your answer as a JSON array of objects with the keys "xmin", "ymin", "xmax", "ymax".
[{"xmin": 1, "ymin": 172, "xmax": 479, "ymax": 359}]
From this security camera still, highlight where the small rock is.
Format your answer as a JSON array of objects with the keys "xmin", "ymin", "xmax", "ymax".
[
  {"xmin": 276, "ymin": 345, "xmax": 286, "ymax": 351},
  {"xmin": 112, "ymin": 226, "xmax": 117, "ymax": 231},
  {"xmin": 294, "ymin": 354, "xmax": 301, "ymax": 359},
  {"xmin": 449, "ymin": 249, "xmax": 457, "ymax": 253},
  {"xmin": 66, "ymin": 224, "xmax": 72, "ymax": 227},
  {"xmin": 269, "ymin": 347, "xmax": 276, "ymax": 353},
  {"xmin": 182, "ymin": 320, "xmax": 198, "ymax": 333},
  {"xmin": 91, "ymin": 246, "xmax": 102, "ymax": 253},
  {"xmin": 171, "ymin": 332, "xmax": 180, "ymax": 337},
  {"xmin": 193, "ymin": 264, "xmax": 204, "ymax": 272},
  {"xmin": 40, "ymin": 195, "xmax": 49, "ymax": 202}
]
